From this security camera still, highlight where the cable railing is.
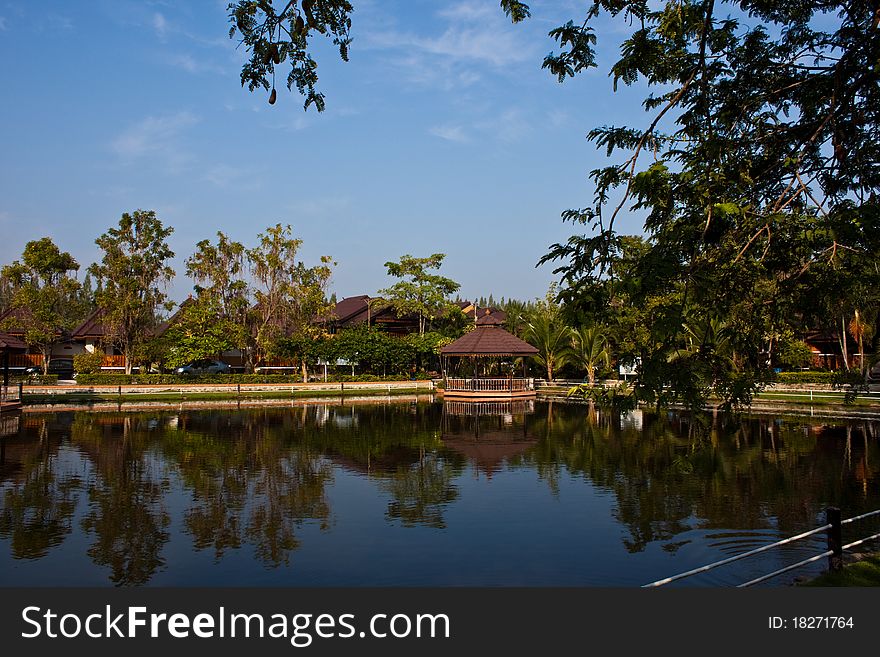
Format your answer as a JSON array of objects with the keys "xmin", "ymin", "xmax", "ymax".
[{"xmin": 644, "ymin": 507, "xmax": 880, "ymax": 588}]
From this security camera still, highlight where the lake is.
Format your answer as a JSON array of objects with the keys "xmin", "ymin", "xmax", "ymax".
[{"xmin": 1, "ymin": 399, "xmax": 878, "ymax": 586}]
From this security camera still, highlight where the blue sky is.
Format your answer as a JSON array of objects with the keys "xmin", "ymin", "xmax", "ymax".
[{"xmin": 0, "ymin": 0, "xmax": 650, "ymax": 306}]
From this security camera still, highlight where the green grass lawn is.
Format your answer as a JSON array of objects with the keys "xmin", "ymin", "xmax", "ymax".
[{"xmin": 803, "ymin": 555, "xmax": 880, "ymax": 586}]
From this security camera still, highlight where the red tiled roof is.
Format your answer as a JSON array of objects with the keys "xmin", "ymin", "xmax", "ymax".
[
  {"xmin": 0, "ymin": 307, "xmax": 32, "ymax": 335},
  {"xmin": 331, "ymin": 295, "xmax": 371, "ymax": 323},
  {"xmin": 0, "ymin": 330, "xmax": 27, "ymax": 352},
  {"xmin": 440, "ymin": 325, "xmax": 538, "ymax": 356},
  {"xmin": 71, "ymin": 308, "xmax": 110, "ymax": 338}
]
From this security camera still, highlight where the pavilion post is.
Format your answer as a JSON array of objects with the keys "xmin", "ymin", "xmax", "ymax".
[{"xmin": 2, "ymin": 351, "xmax": 8, "ymax": 388}]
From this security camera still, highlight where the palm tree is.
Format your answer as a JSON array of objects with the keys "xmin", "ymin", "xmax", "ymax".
[
  {"xmin": 524, "ymin": 310, "xmax": 570, "ymax": 382},
  {"xmin": 849, "ymin": 309, "xmax": 871, "ymax": 374},
  {"xmin": 570, "ymin": 326, "xmax": 611, "ymax": 385}
]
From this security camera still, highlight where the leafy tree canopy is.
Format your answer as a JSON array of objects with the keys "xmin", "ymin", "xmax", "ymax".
[
  {"xmin": 379, "ymin": 254, "xmax": 461, "ymax": 336},
  {"xmin": 88, "ymin": 210, "xmax": 175, "ymax": 374},
  {"xmin": 1, "ymin": 238, "xmax": 82, "ymax": 373},
  {"xmin": 227, "ymin": 0, "xmax": 531, "ymax": 109},
  {"xmin": 537, "ymin": 0, "xmax": 880, "ymax": 407}
]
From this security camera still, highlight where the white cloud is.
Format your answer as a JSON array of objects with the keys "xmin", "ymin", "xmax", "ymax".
[
  {"xmin": 437, "ymin": 1, "xmax": 495, "ymax": 21},
  {"xmin": 368, "ymin": 25, "xmax": 531, "ymax": 69},
  {"xmin": 163, "ymin": 52, "xmax": 226, "ymax": 75},
  {"xmin": 287, "ymin": 197, "xmax": 352, "ymax": 217},
  {"xmin": 47, "ymin": 14, "xmax": 74, "ymax": 31},
  {"xmin": 363, "ymin": 0, "xmax": 535, "ymax": 73},
  {"xmin": 202, "ymin": 164, "xmax": 261, "ymax": 190},
  {"xmin": 547, "ymin": 109, "xmax": 570, "ymax": 128},
  {"xmin": 494, "ymin": 109, "xmax": 531, "ymax": 142},
  {"xmin": 152, "ymin": 12, "xmax": 168, "ymax": 39},
  {"xmin": 429, "ymin": 124, "xmax": 469, "ymax": 143},
  {"xmin": 111, "ymin": 112, "xmax": 198, "ymax": 172}
]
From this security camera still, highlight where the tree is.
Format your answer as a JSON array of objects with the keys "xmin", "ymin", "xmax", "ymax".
[
  {"xmin": 538, "ymin": 1, "xmax": 880, "ymax": 408},
  {"xmin": 570, "ymin": 326, "xmax": 611, "ymax": 385},
  {"xmin": 88, "ymin": 211, "xmax": 175, "ymax": 374},
  {"xmin": 163, "ymin": 298, "xmax": 240, "ymax": 369},
  {"xmin": 247, "ymin": 223, "xmax": 334, "ymax": 378},
  {"xmin": 182, "ymin": 232, "xmax": 250, "ymax": 364},
  {"xmin": 524, "ymin": 288, "xmax": 570, "ymax": 382},
  {"xmin": 226, "ymin": 1, "xmax": 531, "ymax": 109},
  {"xmin": 379, "ymin": 254, "xmax": 460, "ymax": 336},
  {"xmin": 1, "ymin": 238, "xmax": 82, "ymax": 374}
]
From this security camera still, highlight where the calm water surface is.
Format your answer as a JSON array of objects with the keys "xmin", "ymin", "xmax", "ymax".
[{"xmin": 1, "ymin": 400, "xmax": 878, "ymax": 586}]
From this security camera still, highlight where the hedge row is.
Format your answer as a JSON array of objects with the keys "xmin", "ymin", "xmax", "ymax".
[
  {"xmin": 71, "ymin": 373, "xmax": 432, "ymax": 385},
  {"xmin": 13, "ymin": 375, "xmax": 60, "ymax": 385},
  {"xmin": 328, "ymin": 373, "xmax": 432, "ymax": 382},
  {"xmin": 773, "ymin": 371, "xmax": 836, "ymax": 384},
  {"xmin": 74, "ymin": 374, "xmax": 303, "ymax": 385}
]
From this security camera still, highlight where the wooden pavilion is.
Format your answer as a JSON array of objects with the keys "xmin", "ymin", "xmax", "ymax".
[
  {"xmin": 0, "ymin": 331, "xmax": 27, "ymax": 412},
  {"xmin": 440, "ymin": 315, "xmax": 539, "ymax": 399}
]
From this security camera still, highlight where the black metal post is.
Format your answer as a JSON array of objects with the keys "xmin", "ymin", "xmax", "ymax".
[
  {"xmin": 826, "ymin": 507, "xmax": 843, "ymax": 572},
  {"xmin": 2, "ymin": 351, "xmax": 8, "ymax": 388}
]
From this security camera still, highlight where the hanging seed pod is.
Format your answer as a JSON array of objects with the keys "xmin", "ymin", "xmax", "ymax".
[
  {"xmin": 272, "ymin": 45, "xmax": 281, "ymax": 64},
  {"xmin": 269, "ymin": 88, "xmax": 277, "ymax": 105},
  {"xmin": 295, "ymin": 15, "xmax": 305, "ymax": 36}
]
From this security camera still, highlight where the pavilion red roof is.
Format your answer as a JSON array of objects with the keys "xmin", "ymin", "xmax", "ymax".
[
  {"xmin": 0, "ymin": 331, "xmax": 27, "ymax": 352},
  {"xmin": 440, "ymin": 325, "xmax": 538, "ymax": 357}
]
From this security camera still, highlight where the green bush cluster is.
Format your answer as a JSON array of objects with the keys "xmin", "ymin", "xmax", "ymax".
[
  {"xmin": 324, "ymin": 373, "xmax": 431, "ymax": 382},
  {"xmin": 773, "ymin": 371, "xmax": 835, "ymax": 384},
  {"xmin": 73, "ymin": 351, "xmax": 105, "ymax": 374},
  {"xmin": 12, "ymin": 374, "xmax": 60, "ymax": 385}
]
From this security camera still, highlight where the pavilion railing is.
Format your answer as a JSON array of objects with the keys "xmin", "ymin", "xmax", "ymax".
[
  {"xmin": 446, "ymin": 378, "xmax": 531, "ymax": 392},
  {"xmin": 1, "ymin": 383, "xmax": 22, "ymax": 404}
]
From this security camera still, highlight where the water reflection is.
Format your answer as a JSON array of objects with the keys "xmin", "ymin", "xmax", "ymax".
[
  {"xmin": 0, "ymin": 402, "xmax": 878, "ymax": 586},
  {"xmin": 441, "ymin": 400, "xmax": 536, "ymax": 478}
]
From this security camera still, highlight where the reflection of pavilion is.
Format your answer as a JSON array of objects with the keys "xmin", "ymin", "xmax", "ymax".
[
  {"xmin": 440, "ymin": 400, "xmax": 537, "ymax": 477},
  {"xmin": 440, "ymin": 315, "xmax": 538, "ymax": 399}
]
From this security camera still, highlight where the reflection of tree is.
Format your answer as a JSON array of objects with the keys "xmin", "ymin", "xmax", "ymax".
[
  {"xmin": 300, "ymin": 403, "xmax": 463, "ymax": 529},
  {"xmin": 72, "ymin": 415, "xmax": 170, "ymax": 585},
  {"xmin": 244, "ymin": 451, "xmax": 331, "ymax": 567},
  {"xmin": 523, "ymin": 405, "xmax": 880, "ymax": 554},
  {"xmin": 160, "ymin": 409, "xmax": 333, "ymax": 567},
  {"xmin": 383, "ymin": 451, "xmax": 459, "ymax": 528},
  {"xmin": 0, "ymin": 418, "xmax": 81, "ymax": 559}
]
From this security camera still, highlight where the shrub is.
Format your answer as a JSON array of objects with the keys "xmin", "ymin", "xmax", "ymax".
[
  {"xmin": 774, "ymin": 371, "xmax": 836, "ymax": 384},
  {"xmin": 12, "ymin": 374, "xmax": 60, "ymax": 385},
  {"xmin": 73, "ymin": 350, "xmax": 105, "ymax": 374}
]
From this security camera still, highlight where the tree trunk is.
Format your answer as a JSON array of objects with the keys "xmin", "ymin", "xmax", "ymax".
[
  {"xmin": 547, "ymin": 360, "xmax": 553, "ymax": 382},
  {"xmin": 301, "ymin": 359, "xmax": 308, "ymax": 383},
  {"xmin": 587, "ymin": 366, "xmax": 595, "ymax": 385},
  {"xmin": 41, "ymin": 347, "xmax": 52, "ymax": 376},
  {"xmin": 840, "ymin": 315, "xmax": 850, "ymax": 371}
]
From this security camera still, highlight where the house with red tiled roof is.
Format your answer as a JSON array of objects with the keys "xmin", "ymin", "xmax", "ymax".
[{"xmin": 326, "ymin": 295, "xmax": 421, "ymax": 336}]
